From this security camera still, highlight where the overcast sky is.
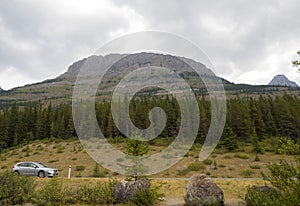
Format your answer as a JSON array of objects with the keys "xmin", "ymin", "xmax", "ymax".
[{"xmin": 0, "ymin": 0, "xmax": 300, "ymax": 90}]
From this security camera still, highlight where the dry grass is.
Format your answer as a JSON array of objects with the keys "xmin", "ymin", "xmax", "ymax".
[
  {"xmin": 0, "ymin": 139, "xmax": 297, "ymax": 179},
  {"xmin": 33, "ymin": 178, "xmax": 265, "ymax": 205}
]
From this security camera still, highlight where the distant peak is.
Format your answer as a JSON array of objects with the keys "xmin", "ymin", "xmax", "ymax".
[{"xmin": 268, "ymin": 74, "xmax": 298, "ymax": 87}]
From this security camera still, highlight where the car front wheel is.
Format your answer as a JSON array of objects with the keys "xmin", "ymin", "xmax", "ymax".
[{"xmin": 38, "ymin": 171, "xmax": 45, "ymax": 178}]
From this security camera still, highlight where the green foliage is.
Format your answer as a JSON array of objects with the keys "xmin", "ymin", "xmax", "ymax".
[
  {"xmin": 245, "ymin": 186, "xmax": 282, "ymax": 206},
  {"xmin": 188, "ymin": 162, "xmax": 206, "ymax": 171},
  {"xmin": 218, "ymin": 124, "xmax": 239, "ymax": 152},
  {"xmin": 250, "ymin": 164, "xmax": 261, "ymax": 169},
  {"xmin": 176, "ymin": 168, "xmax": 191, "ymax": 176},
  {"xmin": 241, "ymin": 169, "xmax": 254, "ymax": 177},
  {"xmin": 202, "ymin": 159, "xmax": 213, "ymax": 165},
  {"xmin": 276, "ymin": 137, "xmax": 300, "ymax": 155},
  {"xmin": 75, "ymin": 165, "xmax": 85, "ymax": 171},
  {"xmin": 125, "ymin": 134, "xmax": 149, "ymax": 180},
  {"xmin": 234, "ymin": 153, "xmax": 250, "ymax": 159},
  {"xmin": 292, "ymin": 50, "xmax": 300, "ymax": 69},
  {"xmin": 2, "ymin": 94, "xmax": 300, "ymax": 152},
  {"xmin": 254, "ymin": 154, "xmax": 260, "ymax": 162},
  {"xmin": 245, "ymin": 159, "xmax": 300, "ymax": 206},
  {"xmin": 75, "ymin": 180, "xmax": 117, "ymax": 204},
  {"xmin": 0, "ymin": 171, "xmax": 35, "ymax": 205},
  {"xmin": 132, "ymin": 184, "xmax": 164, "ymax": 206},
  {"xmin": 32, "ymin": 177, "xmax": 65, "ymax": 206},
  {"xmin": 93, "ymin": 163, "xmax": 106, "ymax": 177}
]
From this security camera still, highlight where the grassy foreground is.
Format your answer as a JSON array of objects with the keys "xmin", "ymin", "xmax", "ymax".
[{"xmin": 33, "ymin": 177, "xmax": 264, "ymax": 205}]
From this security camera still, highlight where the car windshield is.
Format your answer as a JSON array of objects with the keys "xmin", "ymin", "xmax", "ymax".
[{"xmin": 37, "ymin": 162, "xmax": 48, "ymax": 168}]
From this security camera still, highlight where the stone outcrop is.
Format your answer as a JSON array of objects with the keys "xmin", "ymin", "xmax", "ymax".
[
  {"xmin": 112, "ymin": 178, "xmax": 150, "ymax": 203},
  {"xmin": 185, "ymin": 174, "xmax": 224, "ymax": 206}
]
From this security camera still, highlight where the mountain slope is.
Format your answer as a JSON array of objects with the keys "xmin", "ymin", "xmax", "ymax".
[
  {"xmin": 0, "ymin": 52, "xmax": 217, "ymax": 104},
  {"xmin": 268, "ymin": 74, "xmax": 298, "ymax": 87}
]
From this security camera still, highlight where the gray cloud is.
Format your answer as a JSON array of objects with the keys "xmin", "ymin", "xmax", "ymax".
[{"xmin": 0, "ymin": 0, "xmax": 300, "ymax": 89}]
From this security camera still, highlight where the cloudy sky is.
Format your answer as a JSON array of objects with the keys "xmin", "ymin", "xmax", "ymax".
[{"xmin": 0, "ymin": 0, "xmax": 300, "ymax": 90}]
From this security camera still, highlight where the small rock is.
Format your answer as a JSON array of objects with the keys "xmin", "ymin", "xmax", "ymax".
[
  {"xmin": 185, "ymin": 174, "xmax": 224, "ymax": 206},
  {"xmin": 113, "ymin": 178, "xmax": 150, "ymax": 203}
]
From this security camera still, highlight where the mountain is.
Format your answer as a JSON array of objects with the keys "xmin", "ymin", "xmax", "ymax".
[
  {"xmin": 0, "ymin": 53, "xmax": 299, "ymax": 106},
  {"xmin": 0, "ymin": 86, "xmax": 3, "ymax": 92},
  {"xmin": 268, "ymin": 74, "xmax": 298, "ymax": 87},
  {"xmin": 0, "ymin": 52, "xmax": 218, "ymax": 104}
]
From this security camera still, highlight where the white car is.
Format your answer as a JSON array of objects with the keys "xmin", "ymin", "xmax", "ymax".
[{"xmin": 12, "ymin": 162, "xmax": 58, "ymax": 178}]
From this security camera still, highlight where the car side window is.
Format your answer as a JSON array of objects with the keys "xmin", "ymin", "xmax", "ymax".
[
  {"xmin": 18, "ymin": 163, "xmax": 27, "ymax": 167},
  {"xmin": 30, "ymin": 163, "xmax": 37, "ymax": 168}
]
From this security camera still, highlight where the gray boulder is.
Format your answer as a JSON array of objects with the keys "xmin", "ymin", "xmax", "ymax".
[
  {"xmin": 185, "ymin": 174, "xmax": 224, "ymax": 206},
  {"xmin": 112, "ymin": 178, "xmax": 150, "ymax": 203}
]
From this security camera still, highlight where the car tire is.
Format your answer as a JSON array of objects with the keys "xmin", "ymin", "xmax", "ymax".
[
  {"xmin": 15, "ymin": 171, "xmax": 20, "ymax": 175},
  {"xmin": 38, "ymin": 171, "xmax": 45, "ymax": 178}
]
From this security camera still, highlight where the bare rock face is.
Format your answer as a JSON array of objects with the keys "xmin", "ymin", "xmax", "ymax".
[
  {"xmin": 185, "ymin": 174, "xmax": 224, "ymax": 206},
  {"xmin": 112, "ymin": 179, "xmax": 150, "ymax": 203}
]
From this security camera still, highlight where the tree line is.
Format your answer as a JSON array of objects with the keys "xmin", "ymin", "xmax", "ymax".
[{"xmin": 1, "ymin": 94, "xmax": 300, "ymax": 150}]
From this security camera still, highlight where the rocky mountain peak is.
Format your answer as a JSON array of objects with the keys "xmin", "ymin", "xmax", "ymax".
[{"xmin": 268, "ymin": 74, "xmax": 298, "ymax": 87}]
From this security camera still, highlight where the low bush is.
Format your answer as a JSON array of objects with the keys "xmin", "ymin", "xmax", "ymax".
[
  {"xmin": 241, "ymin": 169, "xmax": 254, "ymax": 177},
  {"xmin": 132, "ymin": 184, "xmax": 164, "ymax": 206},
  {"xmin": 234, "ymin": 153, "xmax": 250, "ymax": 159},
  {"xmin": 32, "ymin": 177, "xmax": 65, "ymax": 206},
  {"xmin": 75, "ymin": 165, "xmax": 85, "ymax": 171},
  {"xmin": 0, "ymin": 171, "xmax": 35, "ymax": 205},
  {"xmin": 245, "ymin": 159, "xmax": 300, "ymax": 206},
  {"xmin": 276, "ymin": 137, "xmax": 300, "ymax": 155},
  {"xmin": 250, "ymin": 164, "xmax": 261, "ymax": 169},
  {"xmin": 202, "ymin": 159, "xmax": 213, "ymax": 165},
  {"xmin": 75, "ymin": 180, "xmax": 117, "ymax": 204},
  {"xmin": 188, "ymin": 162, "xmax": 206, "ymax": 171}
]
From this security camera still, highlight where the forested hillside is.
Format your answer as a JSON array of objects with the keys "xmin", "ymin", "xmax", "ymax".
[{"xmin": 1, "ymin": 94, "xmax": 300, "ymax": 150}]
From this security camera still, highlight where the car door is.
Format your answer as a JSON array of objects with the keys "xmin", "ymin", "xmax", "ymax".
[
  {"xmin": 27, "ymin": 163, "xmax": 38, "ymax": 176},
  {"xmin": 20, "ymin": 162, "xmax": 30, "ymax": 175}
]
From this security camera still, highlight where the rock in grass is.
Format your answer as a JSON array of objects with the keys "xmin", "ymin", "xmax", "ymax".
[
  {"xmin": 185, "ymin": 174, "xmax": 224, "ymax": 206},
  {"xmin": 112, "ymin": 178, "xmax": 150, "ymax": 203}
]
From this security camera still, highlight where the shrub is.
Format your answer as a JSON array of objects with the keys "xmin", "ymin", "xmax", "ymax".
[
  {"xmin": 245, "ymin": 159, "xmax": 300, "ymax": 206},
  {"xmin": 245, "ymin": 186, "xmax": 281, "ymax": 206},
  {"xmin": 276, "ymin": 137, "xmax": 300, "ymax": 155},
  {"xmin": 188, "ymin": 162, "xmax": 206, "ymax": 171},
  {"xmin": 176, "ymin": 168, "xmax": 190, "ymax": 176},
  {"xmin": 241, "ymin": 169, "xmax": 254, "ymax": 177},
  {"xmin": 33, "ymin": 177, "xmax": 65, "ymax": 205},
  {"xmin": 254, "ymin": 154, "xmax": 260, "ymax": 162},
  {"xmin": 93, "ymin": 164, "xmax": 106, "ymax": 178},
  {"xmin": 75, "ymin": 180, "xmax": 117, "ymax": 204},
  {"xmin": 234, "ymin": 153, "xmax": 249, "ymax": 159},
  {"xmin": 202, "ymin": 159, "xmax": 213, "ymax": 165},
  {"xmin": 223, "ymin": 154, "xmax": 232, "ymax": 159},
  {"xmin": 250, "ymin": 165, "xmax": 261, "ymax": 169},
  {"xmin": 75, "ymin": 165, "xmax": 85, "ymax": 171},
  {"xmin": 132, "ymin": 184, "xmax": 164, "ymax": 206},
  {"xmin": 0, "ymin": 171, "xmax": 35, "ymax": 205},
  {"xmin": 48, "ymin": 159, "xmax": 59, "ymax": 163}
]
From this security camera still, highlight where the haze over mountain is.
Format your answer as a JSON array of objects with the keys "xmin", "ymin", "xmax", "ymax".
[{"xmin": 268, "ymin": 74, "xmax": 298, "ymax": 87}]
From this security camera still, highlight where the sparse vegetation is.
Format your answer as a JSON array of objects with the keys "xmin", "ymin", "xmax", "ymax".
[
  {"xmin": 245, "ymin": 159, "xmax": 300, "ymax": 206},
  {"xmin": 75, "ymin": 165, "xmax": 85, "ymax": 172},
  {"xmin": 234, "ymin": 153, "xmax": 250, "ymax": 159}
]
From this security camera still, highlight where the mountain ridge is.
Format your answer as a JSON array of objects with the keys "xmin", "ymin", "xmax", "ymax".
[
  {"xmin": 0, "ymin": 53, "xmax": 299, "ymax": 105},
  {"xmin": 268, "ymin": 74, "xmax": 298, "ymax": 87}
]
